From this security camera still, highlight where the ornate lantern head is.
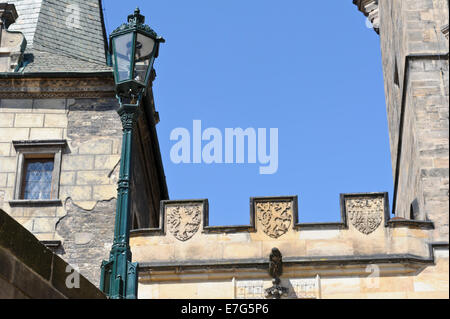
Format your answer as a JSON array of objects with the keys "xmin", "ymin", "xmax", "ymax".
[{"xmin": 109, "ymin": 8, "xmax": 165, "ymax": 104}]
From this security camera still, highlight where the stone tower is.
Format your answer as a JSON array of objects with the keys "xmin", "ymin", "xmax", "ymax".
[{"xmin": 354, "ymin": 0, "xmax": 449, "ymax": 243}]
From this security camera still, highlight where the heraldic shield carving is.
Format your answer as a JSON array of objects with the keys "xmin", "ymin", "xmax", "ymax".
[
  {"xmin": 256, "ymin": 201, "xmax": 292, "ymax": 239},
  {"xmin": 346, "ymin": 197, "xmax": 383, "ymax": 235},
  {"xmin": 167, "ymin": 204, "xmax": 202, "ymax": 241}
]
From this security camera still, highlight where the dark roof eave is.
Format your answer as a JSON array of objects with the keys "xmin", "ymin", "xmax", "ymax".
[{"xmin": 0, "ymin": 71, "xmax": 113, "ymax": 79}]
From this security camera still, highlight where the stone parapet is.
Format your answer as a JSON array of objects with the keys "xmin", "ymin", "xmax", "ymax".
[
  {"xmin": 131, "ymin": 193, "xmax": 439, "ymax": 268},
  {"xmin": 0, "ymin": 208, "xmax": 105, "ymax": 299},
  {"xmin": 131, "ymin": 193, "xmax": 448, "ymax": 299}
]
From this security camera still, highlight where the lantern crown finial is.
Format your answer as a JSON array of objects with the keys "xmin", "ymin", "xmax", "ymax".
[
  {"xmin": 127, "ymin": 7, "xmax": 145, "ymax": 26},
  {"xmin": 112, "ymin": 8, "xmax": 161, "ymax": 40}
]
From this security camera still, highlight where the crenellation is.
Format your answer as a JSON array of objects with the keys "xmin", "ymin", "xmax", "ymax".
[{"xmin": 132, "ymin": 193, "xmax": 413, "ymax": 248}]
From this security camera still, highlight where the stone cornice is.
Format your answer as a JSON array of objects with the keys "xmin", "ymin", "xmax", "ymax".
[
  {"xmin": 138, "ymin": 242, "xmax": 448, "ymax": 282},
  {"xmin": 442, "ymin": 24, "xmax": 449, "ymax": 39},
  {"xmin": 0, "ymin": 74, "xmax": 116, "ymax": 99},
  {"xmin": 137, "ymin": 254, "xmax": 435, "ymax": 282},
  {"xmin": 353, "ymin": 0, "xmax": 380, "ymax": 34}
]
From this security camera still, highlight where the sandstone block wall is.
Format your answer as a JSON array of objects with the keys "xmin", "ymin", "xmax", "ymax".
[
  {"xmin": 137, "ymin": 253, "xmax": 448, "ymax": 299},
  {"xmin": 378, "ymin": 0, "xmax": 449, "ymax": 240},
  {"xmin": 0, "ymin": 97, "xmax": 121, "ymax": 286}
]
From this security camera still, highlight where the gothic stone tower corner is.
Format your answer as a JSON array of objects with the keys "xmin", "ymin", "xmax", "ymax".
[{"xmin": 355, "ymin": 0, "xmax": 449, "ymax": 242}]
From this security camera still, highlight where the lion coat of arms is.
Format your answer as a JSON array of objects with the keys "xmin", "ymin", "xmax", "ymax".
[
  {"xmin": 346, "ymin": 197, "xmax": 383, "ymax": 235},
  {"xmin": 256, "ymin": 202, "xmax": 292, "ymax": 239},
  {"xmin": 167, "ymin": 205, "xmax": 201, "ymax": 241}
]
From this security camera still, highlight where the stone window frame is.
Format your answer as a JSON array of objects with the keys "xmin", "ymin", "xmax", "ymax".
[{"xmin": 9, "ymin": 140, "xmax": 67, "ymax": 207}]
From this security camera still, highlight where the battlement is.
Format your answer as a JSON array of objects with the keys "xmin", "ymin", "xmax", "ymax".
[
  {"xmin": 130, "ymin": 192, "xmax": 438, "ymax": 283},
  {"xmin": 131, "ymin": 193, "xmax": 435, "ymax": 237}
]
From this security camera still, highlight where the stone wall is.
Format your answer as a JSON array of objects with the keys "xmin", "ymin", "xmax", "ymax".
[
  {"xmin": 131, "ymin": 194, "xmax": 448, "ymax": 299},
  {"xmin": 376, "ymin": 0, "xmax": 449, "ymax": 240},
  {"xmin": 404, "ymin": 57, "xmax": 449, "ymax": 241},
  {"xmin": 0, "ymin": 96, "xmax": 121, "ymax": 286},
  {"xmin": 0, "ymin": 208, "xmax": 105, "ymax": 299},
  {"xmin": 59, "ymin": 97, "xmax": 122, "ymax": 286}
]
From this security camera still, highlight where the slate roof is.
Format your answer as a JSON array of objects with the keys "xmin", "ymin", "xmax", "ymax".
[
  {"xmin": 21, "ymin": 48, "xmax": 111, "ymax": 73},
  {"xmin": 7, "ymin": 0, "xmax": 111, "ymax": 73},
  {"xmin": 7, "ymin": 0, "xmax": 42, "ymax": 47}
]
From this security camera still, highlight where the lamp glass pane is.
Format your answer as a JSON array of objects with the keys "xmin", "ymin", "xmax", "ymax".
[
  {"xmin": 113, "ymin": 33, "xmax": 134, "ymax": 82},
  {"xmin": 133, "ymin": 33, "xmax": 155, "ymax": 84}
]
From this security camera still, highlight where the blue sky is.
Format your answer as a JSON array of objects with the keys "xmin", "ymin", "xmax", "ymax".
[{"xmin": 103, "ymin": 0, "xmax": 394, "ymax": 225}]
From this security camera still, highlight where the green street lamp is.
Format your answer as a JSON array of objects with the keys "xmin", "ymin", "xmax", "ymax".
[{"xmin": 100, "ymin": 7, "xmax": 165, "ymax": 299}]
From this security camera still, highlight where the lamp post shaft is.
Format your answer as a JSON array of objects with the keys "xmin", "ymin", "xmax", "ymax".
[{"xmin": 100, "ymin": 104, "xmax": 139, "ymax": 299}]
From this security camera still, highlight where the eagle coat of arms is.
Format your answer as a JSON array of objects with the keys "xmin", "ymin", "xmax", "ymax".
[
  {"xmin": 346, "ymin": 198, "xmax": 383, "ymax": 235},
  {"xmin": 256, "ymin": 201, "xmax": 292, "ymax": 239}
]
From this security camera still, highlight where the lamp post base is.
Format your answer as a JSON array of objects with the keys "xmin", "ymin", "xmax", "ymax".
[{"xmin": 100, "ymin": 259, "xmax": 138, "ymax": 299}]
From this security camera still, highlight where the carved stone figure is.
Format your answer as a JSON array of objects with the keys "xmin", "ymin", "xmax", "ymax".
[
  {"xmin": 265, "ymin": 248, "xmax": 288, "ymax": 299},
  {"xmin": 346, "ymin": 197, "xmax": 383, "ymax": 235},
  {"xmin": 256, "ymin": 201, "xmax": 292, "ymax": 238},
  {"xmin": 268, "ymin": 247, "xmax": 283, "ymax": 279},
  {"xmin": 167, "ymin": 205, "xmax": 201, "ymax": 241}
]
